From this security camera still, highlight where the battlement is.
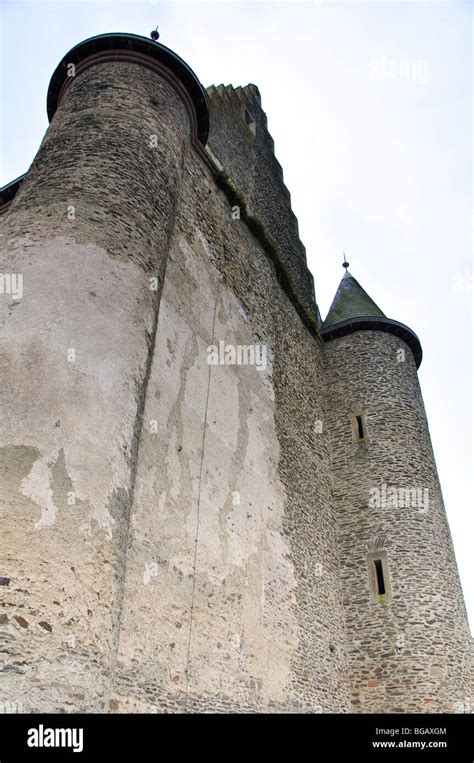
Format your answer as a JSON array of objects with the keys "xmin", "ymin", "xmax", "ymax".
[
  {"xmin": 1, "ymin": 68, "xmax": 319, "ymax": 333},
  {"xmin": 205, "ymin": 82, "xmax": 318, "ymax": 323}
]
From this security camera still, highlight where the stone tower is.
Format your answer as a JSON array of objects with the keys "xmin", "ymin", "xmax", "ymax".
[
  {"xmin": 321, "ymin": 266, "xmax": 473, "ymax": 712},
  {"xmin": 0, "ymin": 32, "xmax": 471, "ymax": 714}
]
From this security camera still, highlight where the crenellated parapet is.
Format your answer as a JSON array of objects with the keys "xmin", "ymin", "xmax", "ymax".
[{"xmin": 205, "ymin": 82, "xmax": 318, "ymax": 324}]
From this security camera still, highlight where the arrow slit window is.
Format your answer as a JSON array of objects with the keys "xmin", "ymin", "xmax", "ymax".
[
  {"xmin": 367, "ymin": 550, "xmax": 392, "ymax": 603},
  {"xmin": 351, "ymin": 413, "xmax": 367, "ymax": 442}
]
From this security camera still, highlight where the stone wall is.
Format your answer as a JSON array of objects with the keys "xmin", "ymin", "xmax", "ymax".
[
  {"xmin": 323, "ymin": 329, "xmax": 473, "ymax": 712},
  {"xmin": 0, "ymin": 53, "xmax": 351, "ymax": 713},
  {"xmin": 206, "ymin": 84, "xmax": 318, "ymax": 326},
  {"xmin": 109, "ymin": 115, "xmax": 351, "ymax": 715},
  {"xmin": 0, "ymin": 60, "xmax": 191, "ymax": 712}
]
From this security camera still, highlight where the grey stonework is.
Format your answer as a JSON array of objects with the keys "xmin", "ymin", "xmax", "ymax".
[
  {"xmin": 206, "ymin": 84, "xmax": 317, "ymax": 323},
  {"xmin": 0, "ymin": 59, "xmax": 191, "ymax": 713},
  {"xmin": 323, "ymin": 330, "xmax": 473, "ymax": 712},
  {"xmin": 0, "ymin": 33, "xmax": 472, "ymax": 713}
]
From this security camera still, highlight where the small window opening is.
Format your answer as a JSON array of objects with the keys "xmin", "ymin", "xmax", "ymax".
[
  {"xmin": 244, "ymin": 109, "xmax": 256, "ymax": 136},
  {"xmin": 374, "ymin": 559, "xmax": 385, "ymax": 596},
  {"xmin": 351, "ymin": 413, "xmax": 367, "ymax": 443},
  {"xmin": 367, "ymin": 550, "xmax": 391, "ymax": 603}
]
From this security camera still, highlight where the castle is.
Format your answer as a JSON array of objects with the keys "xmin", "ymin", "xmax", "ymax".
[{"xmin": 1, "ymin": 32, "xmax": 472, "ymax": 714}]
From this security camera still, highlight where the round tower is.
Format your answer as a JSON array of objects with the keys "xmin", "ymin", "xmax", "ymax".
[
  {"xmin": 322, "ymin": 265, "xmax": 472, "ymax": 712},
  {"xmin": 0, "ymin": 33, "xmax": 208, "ymax": 711}
]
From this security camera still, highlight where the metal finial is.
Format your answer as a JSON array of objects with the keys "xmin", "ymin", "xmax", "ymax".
[
  {"xmin": 342, "ymin": 251, "xmax": 350, "ymax": 269},
  {"xmin": 150, "ymin": 26, "xmax": 159, "ymax": 41}
]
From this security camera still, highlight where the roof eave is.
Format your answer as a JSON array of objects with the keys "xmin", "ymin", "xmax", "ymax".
[{"xmin": 320, "ymin": 315, "xmax": 423, "ymax": 368}]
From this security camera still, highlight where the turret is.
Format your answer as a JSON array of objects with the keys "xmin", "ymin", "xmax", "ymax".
[
  {"xmin": 322, "ymin": 262, "xmax": 472, "ymax": 712},
  {"xmin": 0, "ymin": 32, "xmax": 208, "ymax": 712}
]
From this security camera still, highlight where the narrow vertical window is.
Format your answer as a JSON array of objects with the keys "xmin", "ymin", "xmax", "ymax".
[
  {"xmin": 373, "ymin": 559, "xmax": 385, "ymax": 596},
  {"xmin": 351, "ymin": 413, "xmax": 367, "ymax": 442},
  {"xmin": 244, "ymin": 109, "xmax": 256, "ymax": 136},
  {"xmin": 367, "ymin": 549, "xmax": 391, "ymax": 603}
]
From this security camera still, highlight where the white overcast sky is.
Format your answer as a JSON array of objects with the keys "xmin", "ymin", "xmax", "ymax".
[{"xmin": 1, "ymin": 0, "xmax": 473, "ymax": 632}]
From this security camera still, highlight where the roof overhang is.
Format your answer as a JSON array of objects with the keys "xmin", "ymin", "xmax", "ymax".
[
  {"xmin": 0, "ymin": 174, "xmax": 25, "ymax": 213},
  {"xmin": 320, "ymin": 315, "xmax": 423, "ymax": 368},
  {"xmin": 1, "ymin": 33, "xmax": 210, "ymax": 212},
  {"xmin": 47, "ymin": 33, "xmax": 209, "ymax": 145}
]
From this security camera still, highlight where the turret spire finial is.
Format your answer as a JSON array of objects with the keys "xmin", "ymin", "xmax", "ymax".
[
  {"xmin": 150, "ymin": 26, "xmax": 160, "ymax": 41},
  {"xmin": 342, "ymin": 251, "xmax": 350, "ymax": 269}
]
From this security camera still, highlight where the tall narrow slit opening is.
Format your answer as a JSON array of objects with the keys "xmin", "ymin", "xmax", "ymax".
[{"xmin": 374, "ymin": 559, "xmax": 385, "ymax": 596}]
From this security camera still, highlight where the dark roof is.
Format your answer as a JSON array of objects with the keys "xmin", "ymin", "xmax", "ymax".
[
  {"xmin": 1, "ymin": 32, "xmax": 210, "ymax": 208},
  {"xmin": 47, "ymin": 33, "xmax": 209, "ymax": 146},
  {"xmin": 322, "ymin": 269, "xmax": 385, "ymax": 328},
  {"xmin": 0, "ymin": 174, "xmax": 25, "ymax": 210},
  {"xmin": 321, "ymin": 269, "xmax": 423, "ymax": 368}
]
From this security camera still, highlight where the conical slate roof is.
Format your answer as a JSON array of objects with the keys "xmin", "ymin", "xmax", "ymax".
[
  {"xmin": 320, "ymin": 266, "xmax": 423, "ymax": 368},
  {"xmin": 322, "ymin": 269, "xmax": 385, "ymax": 329}
]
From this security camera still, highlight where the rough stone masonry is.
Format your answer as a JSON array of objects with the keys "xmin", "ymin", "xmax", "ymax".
[{"xmin": 0, "ymin": 32, "xmax": 472, "ymax": 714}]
